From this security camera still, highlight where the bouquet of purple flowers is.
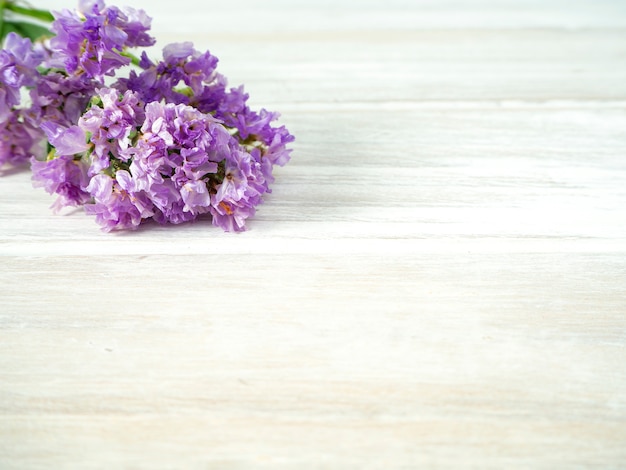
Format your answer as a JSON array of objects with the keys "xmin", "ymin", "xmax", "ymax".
[{"xmin": 0, "ymin": 0, "xmax": 293, "ymax": 231}]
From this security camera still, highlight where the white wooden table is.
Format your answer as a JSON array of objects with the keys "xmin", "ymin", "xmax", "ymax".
[{"xmin": 1, "ymin": 0, "xmax": 626, "ymax": 467}]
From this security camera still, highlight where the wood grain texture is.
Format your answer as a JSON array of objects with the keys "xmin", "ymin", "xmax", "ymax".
[{"xmin": 1, "ymin": 0, "xmax": 626, "ymax": 468}]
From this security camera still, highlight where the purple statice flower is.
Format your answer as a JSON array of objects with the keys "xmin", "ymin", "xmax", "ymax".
[
  {"xmin": 84, "ymin": 171, "xmax": 154, "ymax": 231},
  {"xmin": 116, "ymin": 41, "xmax": 294, "ymax": 203},
  {"xmin": 0, "ymin": 112, "xmax": 45, "ymax": 167},
  {"xmin": 161, "ymin": 42, "xmax": 219, "ymax": 96},
  {"xmin": 26, "ymin": 72, "xmax": 97, "ymax": 128},
  {"xmin": 179, "ymin": 178, "xmax": 211, "ymax": 215},
  {"xmin": 62, "ymin": 97, "xmax": 229, "ymax": 230},
  {"xmin": 1, "ymin": 32, "xmax": 42, "ymax": 78},
  {"xmin": 186, "ymin": 70, "xmax": 294, "ymax": 180},
  {"xmin": 0, "ymin": 33, "xmax": 43, "ymax": 122},
  {"xmin": 214, "ymin": 105, "xmax": 293, "ymax": 199},
  {"xmin": 118, "ymin": 42, "xmax": 221, "ymax": 107},
  {"xmin": 209, "ymin": 149, "xmax": 268, "ymax": 232},
  {"xmin": 10, "ymin": 1, "xmax": 293, "ymax": 233},
  {"xmin": 124, "ymin": 101, "xmax": 228, "ymax": 225},
  {"xmin": 196, "ymin": 80, "xmax": 294, "ymax": 169},
  {"xmin": 212, "ymin": 88, "xmax": 294, "ymax": 170},
  {"xmin": 49, "ymin": 0, "xmax": 155, "ymax": 81},
  {"xmin": 262, "ymin": 123, "xmax": 294, "ymax": 167},
  {"xmin": 41, "ymin": 122, "xmax": 89, "ymax": 157},
  {"xmin": 74, "ymin": 97, "xmax": 277, "ymax": 232},
  {"xmin": 30, "ymin": 155, "xmax": 91, "ymax": 212},
  {"xmin": 79, "ymin": 87, "xmax": 144, "ymax": 174}
]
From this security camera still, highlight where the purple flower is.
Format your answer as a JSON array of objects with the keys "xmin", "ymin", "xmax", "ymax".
[
  {"xmin": 30, "ymin": 155, "xmax": 91, "ymax": 212},
  {"xmin": 72, "ymin": 98, "xmax": 243, "ymax": 229},
  {"xmin": 113, "ymin": 39, "xmax": 294, "ymax": 229},
  {"xmin": 79, "ymin": 87, "xmax": 144, "ymax": 174},
  {"xmin": 126, "ymin": 101, "xmax": 228, "ymax": 224},
  {"xmin": 179, "ymin": 147, "xmax": 218, "ymax": 180},
  {"xmin": 134, "ymin": 100, "xmax": 224, "ymax": 170},
  {"xmin": 49, "ymin": 0, "xmax": 155, "ymax": 80},
  {"xmin": 5, "ymin": 1, "xmax": 294, "ymax": 232},
  {"xmin": 3, "ymin": 32, "xmax": 43, "ymax": 78},
  {"xmin": 117, "ymin": 42, "xmax": 221, "ymax": 108},
  {"xmin": 26, "ymin": 72, "xmax": 97, "ymax": 128},
  {"xmin": 180, "ymin": 179, "xmax": 211, "ymax": 215},
  {"xmin": 84, "ymin": 171, "xmax": 154, "ymax": 231},
  {"xmin": 209, "ymin": 196, "xmax": 256, "ymax": 232},
  {"xmin": 0, "ymin": 33, "xmax": 43, "ymax": 122},
  {"xmin": 221, "ymin": 106, "xmax": 294, "ymax": 167},
  {"xmin": 263, "ymin": 124, "xmax": 295, "ymax": 167},
  {"xmin": 0, "ymin": 112, "xmax": 45, "ymax": 167},
  {"xmin": 209, "ymin": 150, "xmax": 268, "ymax": 232},
  {"xmin": 41, "ymin": 122, "xmax": 89, "ymax": 156}
]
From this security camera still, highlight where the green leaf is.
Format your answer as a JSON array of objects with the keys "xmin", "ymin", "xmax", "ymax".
[
  {"xmin": 5, "ymin": 4, "xmax": 54, "ymax": 23},
  {"xmin": 3, "ymin": 20, "xmax": 51, "ymax": 42}
]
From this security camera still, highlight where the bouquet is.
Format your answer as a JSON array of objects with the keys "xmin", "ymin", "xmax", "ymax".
[{"xmin": 0, "ymin": 0, "xmax": 294, "ymax": 231}]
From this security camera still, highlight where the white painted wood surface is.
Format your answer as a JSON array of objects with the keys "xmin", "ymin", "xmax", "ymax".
[{"xmin": 1, "ymin": 0, "xmax": 626, "ymax": 468}]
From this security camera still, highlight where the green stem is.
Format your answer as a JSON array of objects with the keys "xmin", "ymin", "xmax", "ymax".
[
  {"xmin": 5, "ymin": 3, "xmax": 54, "ymax": 23},
  {"xmin": 120, "ymin": 50, "xmax": 141, "ymax": 67},
  {"xmin": 0, "ymin": 0, "xmax": 6, "ymax": 41}
]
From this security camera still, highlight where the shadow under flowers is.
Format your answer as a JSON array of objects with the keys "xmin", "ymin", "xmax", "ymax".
[{"xmin": 0, "ymin": 163, "xmax": 30, "ymax": 177}]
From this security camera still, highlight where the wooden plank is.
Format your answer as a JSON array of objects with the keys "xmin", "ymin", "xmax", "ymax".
[
  {"xmin": 1, "ymin": 252, "xmax": 625, "ymax": 467},
  {"xmin": 85, "ymin": 0, "xmax": 626, "ymax": 32},
  {"xmin": 166, "ymin": 30, "xmax": 626, "ymax": 103}
]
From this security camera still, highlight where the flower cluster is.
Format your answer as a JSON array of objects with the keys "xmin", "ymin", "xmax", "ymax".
[
  {"xmin": 0, "ymin": 0, "xmax": 293, "ymax": 232},
  {"xmin": 0, "ymin": 32, "xmax": 45, "ymax": 166}
]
